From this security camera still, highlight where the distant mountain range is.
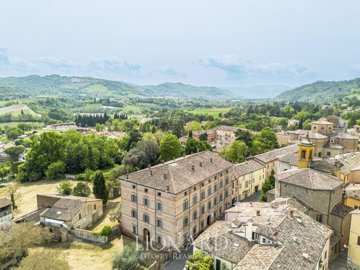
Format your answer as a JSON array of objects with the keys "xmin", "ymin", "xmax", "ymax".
[
  {"xmin": 277, "ymin": 77, "xmax": 360, "ymax": 103},
  {"xmin": 0, "ymin": 75, "xmax": 292, "ymax": 101},
  {"xmin": 1, "ymin": 75, "xmax": 359, "ymax": 102}
]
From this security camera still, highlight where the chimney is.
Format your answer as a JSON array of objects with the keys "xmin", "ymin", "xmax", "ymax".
[
  {"xmin": 149, "ymin": 165, "xmax": 153, "ymax": 176},
  {"xmin": 256, "ymin": 210, "xmax": 261, "ymax": 216},
  {"xmin": 289, "ymin": 210, "xmax": 294, "ymax": 218},
  {"xmin": 163, "ymin": 174, "xmax": 167, "ymax": 180},
  {"xmin": 199, "ymin": 162, "xmax": 203, "ymax": 167},
  {"xmin": 191, "ymin": 165, "xmax": 195, "ymax": 171},
  {"xmin": 210, "ymin": 158, "xmax": 213, "ymax": 163},
  {"xmin": 166, "ymin": 185, "xmax": 170, "ymax": 192}
]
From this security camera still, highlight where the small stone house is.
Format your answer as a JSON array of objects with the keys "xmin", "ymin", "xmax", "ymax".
[
  {"xmin": 0, "ymin": 197, "xmax": 12, "ymax": 223},
  {"xmin": 38, "ymin": 194, "xmax": 103, "ymax": 229}
]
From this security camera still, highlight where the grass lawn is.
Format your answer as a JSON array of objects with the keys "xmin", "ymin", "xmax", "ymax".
[
  {"xmin": 91, "ymin": 197, "xmax": 120, "ymax": 233},
  {"xmin": 28, "ymin": 236, "xmax": 134, "ymax": 270},
  {"xmin": 185, "ymin": 107, "xmax": 231, "ymax": 118},
  {"xmin": 11, "ymin": 179, "xmax": 89, "ymax": 218}
]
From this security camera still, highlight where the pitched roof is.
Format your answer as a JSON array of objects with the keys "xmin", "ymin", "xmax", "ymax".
[
  {"xmin": 279, "ymin": 153, "xmax": 298, "ymax": 166},
  {"xmin": 311, "ymin": 119, "xmax": 333, "ymax": 125},
  {"xmin": 330, "ymin": 203, "xmax": 353, "ymax": 218},
  {"xmin": 203, "ymin": 198, "xmax": 333, "ymax": 270},
  {"xmin": 253, "ymin": 144, "xmax": 298, "ymax": 163},
  {"xmin": 233, "ymin": 160, "xmax": 264, "ymax": 177},
  {"xmin": 194, "ymin": 221, "xmax": 254, "ymax": 264},
  {"xmin": 327, "ymin": 152, "xmax": 360, "ymax": 175},
  {"xmin": 345, "ymin": 184, "xmax": 360, "ymax": 200},
  {"xmin": 275, "ymin": 168, "xmax": 343, "ymax": 191},
  {"xmin": 0, "ymin": 197, "xmax": 11, "ymax": 208},
  {"xmin": 40, "ymin": 196, "xmax": 101, "ymax": 222},
  {"xmin": 120, "ymin": 151, "xmax": 233, "ymax": 194}
]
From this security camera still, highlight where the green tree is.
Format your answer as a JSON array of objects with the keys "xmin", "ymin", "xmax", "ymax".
[
  {"xmin": 0, "ymin": 223, "xmax": 52, "ymax": 265},
  {"xmin": 259, "ymin": 170, "xmax": 275, "ymax": 202},
  {"xmin": 251, "ymin": 127, "xmax": 279, "ymax": 155},
  {"xmin": 220, "ymin": 141, "xmax": 248, "ymax": 163},
  {"xmin": 72, "ymin": 182, "xmax": 91, "ymax": 197},
  {"xmin": 45, "ymin": 161, "xmax": 65, "ymax": 180},
  {"xmin": 185, "ymin": 121, "xmax": 202, "ymax": 131},
  {"xmin": 56, "ymin": 181, "xmax": 73, "ymax": 195},
  {"xmin": 160, "ymin": 134, "xmax": 182, "ymax": 161},
  {"xmin": 186, "ymin": 251, "xmax": 215, "ymax": 270},
  {"xmin": 185, "ymin": 137, "xmax": 198, "ymax": 155},
  {"xmin": 6, "ymin": 127, "xmax": 24, "ymax": 140},
  {"xmin": 93, "ymin": 171, "xmax": 108, "ymax": 205},
  {"xmin": 112, "ymin": 244, "xmax": 147, "ymax": 270}
]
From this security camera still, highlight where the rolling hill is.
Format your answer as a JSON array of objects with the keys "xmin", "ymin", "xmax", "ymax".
[
  {"xmin": 277, "ymin": 77, "xmax": 360, "ymax": 103},
  {"xmin": 0, "ymin": 75, "xmax": 236, "ymax": 101}
]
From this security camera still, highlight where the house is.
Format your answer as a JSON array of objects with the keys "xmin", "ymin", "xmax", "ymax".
[
  {"xmin": 344, "ymin": 184, "xmax": 360, "ymax": 208},
  {"xmin": 275, "ymin": 168, "xmax": 352, "ymax": 255},
  {"xmin": 250, "ymin": 144, "xmax": 298, "ymax": 177},
  {"xmin": 38, "ymin": 194, "xmax": 103, "ymax": 229},
  {"xmin": 233, "ymin": 160, "xmax": 265, "ymax": 200},
  {"xmin": 0, "ymin": 197, "xmax": 12, "ymax": 223},
  {"xmin": 184, "ymin": 125, "xmax": 252, "ymax": 152},
  {"xmin": 194, "ymin": 197, "xmax": 333, "ymax": 270},
  {"xmin": 120, "ymin": 151, "xmax": 236, "ymax": 249},
  {"xmin": 348, "ymin": 209, "xmax": 360, "ymax": 268},
  {"xmin": 276, "ymin": 118, "xmax": 359, "ymax": 157},
  {"xmin": 327, "ymin": 152, "xmax": 360, "ymax": 183}
]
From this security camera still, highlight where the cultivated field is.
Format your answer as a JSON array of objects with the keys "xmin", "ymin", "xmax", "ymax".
[
  {"xmin": 185, "ymin": 107, "xmax": 230, "ymax": 117},
  {"xmin": 0, "ymin": 104, "xmax": 41, "ymax": 118}
]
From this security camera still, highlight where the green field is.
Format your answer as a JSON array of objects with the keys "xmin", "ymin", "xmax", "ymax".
[
  {"xmin": 0, "ymin": 104, "xmax": 41, "ymax": 118},
  {"xmin": 185, "ymin": 107, "xmax": 231, "ymax": 117}
]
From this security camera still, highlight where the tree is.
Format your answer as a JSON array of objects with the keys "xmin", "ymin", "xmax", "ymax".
[
  {"xmin": 0, "ymin": 223, "xmax": 52, "ymax": 265},
  {"xmin": 109, "ymin": 202, "xmax": 121, "ymax": 224},
  {"xmin": 251, "ymin": 127, "xmax": 279, "ymax": 155},
  {"xmin": 45, "ymin": 161, "xmax": 65, "ymax": 180},
  {"xmin": 16, "ymin": 250, "xmax": 70, "ymax": 270},
  {"xmin": 5, "ymin": 146, "xmax": 25, "ymax": 163},
  {"xmin": 0, "ymin": 183, "xmax": 21, "ymax": 209},
  {"xmin": 56, "ymin": 181, "xmax": 73, "ymax": 195},
  {"xmin": 160, "ymin": 134, "xmax": 182, "ymax": 161},
  {"xmin": 6, "ymin": 127, "xmax": 24, "ymax": 140},
  {"xmin": 185, "ymin": 121, "xmax": 202, "ymax": 131},
  {"xmin": 112, "ymin": 244, "xmax": 147, "ymax": 270},
  {"xmin": 5, "ymin": 145, "xmax": 25, "ymax": 175},
  {"xmin": 93, "ymin": 171, "xmax": 108, "ymax": 205},
  {"xmin": 72, "ymin": 182, "xmax": 91, "ymax": 197},
  {"xmin": 219, "ymin": 141, "xmax": 249, "ymax": 163},
  {"xmin": 259, "ymin": 170, "xmax": 275, "ymax": 202},
  {"xmin": 185, "ymin": 138, "xmax": 198, "ymax": 155},
  {"xmin": 185, "ymin": 251, "xmax": 214, "ymax": 270}
]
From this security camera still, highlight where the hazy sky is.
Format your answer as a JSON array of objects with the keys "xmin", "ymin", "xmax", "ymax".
[{"xmin": 0, "ymin": 0, "xmax": 359, "ymax": 87}]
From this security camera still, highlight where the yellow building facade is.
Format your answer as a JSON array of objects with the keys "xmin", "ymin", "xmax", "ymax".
[
  {"xmin": 348, "ymin": 209, "xmax": 360, "ymax": 267},
  {"xmin": 233, "ymin": 160, "xmax": 266, "ymax": 201},
  {"xmin": 297, "ymin": 139, "xmax": 315, "ymax": 169}
]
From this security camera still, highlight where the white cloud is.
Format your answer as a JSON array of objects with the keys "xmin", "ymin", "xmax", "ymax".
[{"xmin": 199, "ymin": 55, "xmax": 317, "ymax": 85}]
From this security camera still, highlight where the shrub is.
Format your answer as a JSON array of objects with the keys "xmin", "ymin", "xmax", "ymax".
[
  {"xmin": 99, "ymin": 225, "xmax": 112, "ymax": 236},
  {"xmin": 46, "ymin": 161, "xmax": 65, "ymax": 180}
]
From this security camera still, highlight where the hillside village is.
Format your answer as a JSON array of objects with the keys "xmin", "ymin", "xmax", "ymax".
[{"xmin": 1, "ymin": 107, "xmax": 360, "ymax": 269}]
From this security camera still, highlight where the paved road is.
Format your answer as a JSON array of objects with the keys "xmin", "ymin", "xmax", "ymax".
[{"xmin": 329, "ymin": 249, "xmax": 360, "ymax": 270}]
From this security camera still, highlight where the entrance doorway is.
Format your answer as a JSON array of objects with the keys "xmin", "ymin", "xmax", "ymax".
[{"xmin": 143, "ymin": 228, "xmax": 150, "ymax": 243}]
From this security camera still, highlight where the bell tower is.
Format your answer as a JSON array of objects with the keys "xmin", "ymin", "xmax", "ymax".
[{"xmin": 298, "ymin": 135, "xmax": 315, "ymax": 169}]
